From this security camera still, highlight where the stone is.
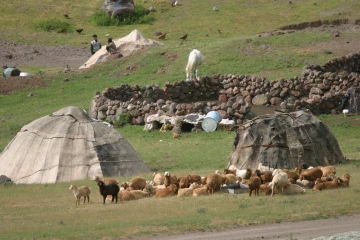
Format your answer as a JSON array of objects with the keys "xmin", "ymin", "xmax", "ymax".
[
  {"xmin": 102, "ymin": 0, "xmax": 135, "ymax": 18},
  {"xmin": 252, "ymin": 94, "xmax": 268, "ymax": 105}
]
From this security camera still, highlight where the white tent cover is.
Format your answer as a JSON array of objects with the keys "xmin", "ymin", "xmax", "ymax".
[
  {"xmin": 0, "ymin": 106, "xmax": 149, "ymax": 184},
  {"xmin": 79, "ymin": 29, "xmax": 163, "ymax": 69}
]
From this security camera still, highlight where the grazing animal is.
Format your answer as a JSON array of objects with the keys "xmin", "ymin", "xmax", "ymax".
[
  {"xmin": 295, "ymin": 167, "xmax": 323, "ymax": 182},
  {"xmin": 193, "ymin": 184, "xmax": 209, "ymax": 196},
  {"xmin": 178, "ymin": 175, "xmax": 191, "ymax": 189},
  {"xmin": 69, "ymin": 185, "xmax": 91, "ymax": 207},
  {"xmin": 247, "ymin": 174, "xmax": 261, "ymax": 196},
  {"xmin": 153, "ymin": 184, "xmax": 177, "ymax": 198},
  {"xmin": 206, "ymin": 173, "xmax": 228, "ymax": 194},
  {"xmin": 164, "ymin": 172, "xmax": 177, "ymax": 187},
  {"xmin": 320, "ymin": 166, "xmax": 336, "ymax": 177},
  {"xmin": 282, "ymin": 184, "xmax": 306, "ymax": 195},
  {"xmin": 188, "ymin": 174, "xmax": 202, "ymax": 185},
  {"xmin": 270, "ymin": 171, "xmax": 288, "ymax": 196},
  {"xmin": 186, "ymin": 49, "xmax": 203, "ymax": 81},
  {"xmin": 224, "ymin": 167, "xmax": 252, "ymax": 179},
  {"xmin": 63, "ymin": 13, "xmax": 69, "ymax": 18},
  {"xmin": 152, "ymin": 172, "xmax": 164, "ymax": 185},
  {"xmin": 255, "ymin": 169, "xmax": 273, "ymax": 184},
  {"xmin": 180, "ymin": 33, "xmax": 187, "ymax": 40},
  {"xmin": 97, "ymin": 181, "xmax": 120, "ymax": 204},
  {"xmin": 341, "ymin": 173, "xmax": 351, "ymax": 187},
  {"xmin": 92, "ymin": 176, "xmax": 119, "ymax": 185},
  {"xmin": 117, "ymin": 190, "xmax": 136, "ymax": 202},
  {"xmin": 323, "ymin": 177, "xmax": 343, "ymax": 189},
  {"xmin": 76, "ymin": 29, "xmax": 83, "ymax": 34},
  {"xmin": 129, "ymin": 177, "xmax": 147, "ymax": 190}
]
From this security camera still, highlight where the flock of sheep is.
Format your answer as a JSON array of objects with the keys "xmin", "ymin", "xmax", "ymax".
[{"xmin": 68, "ymin": 164, "xmax": 351, "ymax": 207}]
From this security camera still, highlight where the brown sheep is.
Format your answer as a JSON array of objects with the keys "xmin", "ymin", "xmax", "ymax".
[
  {"xmin": 164, "ymin": 172, "xmax": 178, "ymax": 187},
  {"xmin": 117, "ymin": 190, "xmax": 136, "ymax": 201},
  {"xmin": 152, "ymin": 172, "xmax": 164, "ymax": 185},
  {"xmin": 153, "ymin": 184, "xmax": 177, "ymax": 198},
  {"xmin": 178, "ymin": 175, "xmax": 191, "ymax": 189},
  {"xmin": 312, "ymin": 178, "xmax": 324, "ymax": 191},
  {"xmin": 247, "ymin": 174, "xmax": 261, "ymax": 196},
  {"xmin": 281, "ymin": 170, "xmax": 299, "ymax": 182},
  {"xmin": 341, "ymin": 173, "xmax": 351, "ymax": 187},
  {"xmin": 193, "ymin": 184, "xmax": 209, "ymax": 196},
  {"xmin": 143, "ymin": 183, "xmax": 157, "ymax": 196},
  {"xmin": 92, "ymin": 176, "xmax": 119, "ymax": 185},
  {"xmin": 323, "ymin": 177, "xmax": 343, "ymax": 189},
  {"xmin": 69, "ymin": 185, "xmax": 91, "ymax": 207},
  {"xmin": 129, "ymin": 177, "xmax": 147, "ymax": 190},
  {"xmin": 177, "ymin": 183, "xmax": 200, "ymax": 197},
  {"xmin": 206, "ymin": 173, "xmax": 229, "ymax": 194},
  {"xmin": 295, "ymin": 167, "xmax": 323, "ymax": 182},
  {"xmin": 224, "ymin": 174, "xmax": 237, "ymax": 184},
  {"xmin": 224, "ymin": 168, "xmax": 252, "ymax": 179},
  {"xmin": 320, "ymin": 166, "xmax": 336, "ymax": 177},
  {"xmin": 255, "ymin": 169, "xmax": 273, "ymax": 184},
  {"xmin": 188, "ymin": 174, "xmax": 202, "ymax": 184},
  {"xmin": 259, "ymin": 183, "xmax": 270, "ymax": 194},
  {"xmin": 130, "ymin": 190, "xmax": 150, "ymax": 199}
]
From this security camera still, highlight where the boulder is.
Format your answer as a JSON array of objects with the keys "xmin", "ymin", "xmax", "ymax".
[{"xmin": 102, "ymin": 0, "xmax": 135, "ymax": 18}]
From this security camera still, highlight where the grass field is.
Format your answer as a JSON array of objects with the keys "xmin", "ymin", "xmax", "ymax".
[{"xmin": 1, "ymin": 0, "xmax": 360, "ymax": 239}]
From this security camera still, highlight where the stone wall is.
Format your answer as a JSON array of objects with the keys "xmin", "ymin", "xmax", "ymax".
[{"xmin": 89, "ymin": 53, "xmax": 360, "ymax": 125}]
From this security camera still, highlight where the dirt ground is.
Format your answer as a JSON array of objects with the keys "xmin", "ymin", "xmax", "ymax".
[
  {"xmin": 131, "ymin": 213, "xmax": 360, "ymax": 240},
  {"xmin": 1, "ymin": 22, "xmax": 360, "ymax": 95}
]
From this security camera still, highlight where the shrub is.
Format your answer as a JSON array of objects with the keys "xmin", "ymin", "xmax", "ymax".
[
  {"xmin": 114, "ymin": 113, "xmax": 132, "ymax": 127},
  {"xmin": 92, "ymin": 5, "xmax": 154, "ymax": 26},
  {"xmin": 35, "ymin": 18, "xmax": 73, "ymax": 33}
]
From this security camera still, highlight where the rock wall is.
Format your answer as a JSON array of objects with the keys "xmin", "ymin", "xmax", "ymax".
[{"xmin": 89, "ymin": 53, "xmax": 360, "ymax": 125}]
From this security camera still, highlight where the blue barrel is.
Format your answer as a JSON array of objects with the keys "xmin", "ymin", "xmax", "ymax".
[
  {"xmin": 201, "ymin": 111, "xmax": 222, "ymax": 132},
  {"xmin": 3, "ymin": 68, "xmax": 21, "ymax": 77}
]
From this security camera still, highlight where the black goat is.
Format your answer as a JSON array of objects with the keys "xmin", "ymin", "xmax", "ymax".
[{"xmin": 97, "ymin": 180, "xmax": 119, "ymax": 204}]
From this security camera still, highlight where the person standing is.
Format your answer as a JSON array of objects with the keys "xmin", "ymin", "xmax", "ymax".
[{"xmin": 90, "ymin": 34, "xmax": 101, "ymax": 55}]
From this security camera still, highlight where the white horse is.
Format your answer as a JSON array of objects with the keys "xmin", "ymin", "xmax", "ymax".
[{"xmin": 186, "ymin": 49, "xmax": 203, "ymax": 81}]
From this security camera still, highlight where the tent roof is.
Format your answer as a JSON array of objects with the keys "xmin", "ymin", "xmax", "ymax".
[
  {"xmin": 228, "ymin": 110, "xmax": 344, "ymax": 170},
  {"xmin": 79, "ymin": 29, "xmax": 163, "ymax": 69},
  {"xmin": 0, "ymin": 106, "xmax": 149, "ymax": 184}
]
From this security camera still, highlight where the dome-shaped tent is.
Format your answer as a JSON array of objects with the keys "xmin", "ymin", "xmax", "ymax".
[
  {"xmin": 0, "ymin": 106, "xmax": 149, "ymax": 184},
  {"xmin": 228, "ymin": 110, "xmax": 344, "ymax": 170}
]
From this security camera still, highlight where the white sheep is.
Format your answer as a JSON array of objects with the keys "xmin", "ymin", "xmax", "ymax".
[
  {"xmin": 69, "ymin": 184, "xmax": 91, "ymax": 207},
  {"xmin": 270, "ymin": 171, "xmax": 288, "ymax": 197},
  {"xmin": 282, "ymin": 184, "xmax": 306, "ymax": 195},
  {"xmin": 186, "ymin": 49, "xmax": 203, "ymax": 81}
]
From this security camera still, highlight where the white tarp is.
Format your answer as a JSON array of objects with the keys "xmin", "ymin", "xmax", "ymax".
[{"xmin": 79, "ymin": 29, "xmax": 163, "ymax": 69}]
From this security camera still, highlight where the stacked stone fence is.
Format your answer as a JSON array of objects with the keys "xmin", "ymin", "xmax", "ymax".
[{"xmin": 89, "ymin": 53, "xmax": 360, "ymax": 125}]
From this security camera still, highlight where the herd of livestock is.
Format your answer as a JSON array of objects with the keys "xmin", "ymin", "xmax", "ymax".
[{"xmin": 69, "ymin": 164, "xmax": 350, "ymax": 206}]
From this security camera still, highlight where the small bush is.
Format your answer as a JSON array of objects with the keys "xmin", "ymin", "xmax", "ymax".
[
  {"xmin": 114, "ymin": 113, "xmax": 132, "ymax": 127},
  {"xmin": 35, "ymin": 18, "xmax": 73, "ymax": 33},
  {"xmin": 92, "ymin": 5, "xmax": 154, "ymax": 26}
]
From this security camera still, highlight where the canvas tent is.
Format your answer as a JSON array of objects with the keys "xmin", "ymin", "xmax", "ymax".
[
  {"xmin": 0, "ymin": 106, "xmax": 149, "ymax": 184},
  {"xmin": 79, "ymin": 29, "xmax": 163, "ymax": 69},
  {"xmin": 228, "ymin": 110, "xmax": 344, "ymax": 170}
]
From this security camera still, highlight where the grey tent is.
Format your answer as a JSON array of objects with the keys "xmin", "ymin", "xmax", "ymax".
[
  {"xmin": 228, "ymin": 110, "xmax": 344, "ymax": 170},
  {"xmin": 0, "ymin": 106, "xmax": 149, "ymax": 184}
]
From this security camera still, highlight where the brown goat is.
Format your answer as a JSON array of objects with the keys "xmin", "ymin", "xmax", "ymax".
[
  {"xmin": 153, "ymin": 184, "xmax": 177, "ymax": 198},
  {"xmin": 164, "ymin": 172, "xmax": 178, "ymax": 187},
  {"xmin": 323, "ymin": 177, "xmax": 343, "ymax": 189},
  {"xmin": 312, "ymin": 178, "xmax": 324, "ymax": 191},
  {"xmin": 193, "ymin": 184, "xmax": 209, "ymax": 196},
  {"xmin": 129, "ymin": 177, "xmax": 147, "ymax": 190},
  {"xmin": 255, "ymin": 169, "xmax": 273, "ymax": 184},
  {"xmin": 188, "ymin": 174, "xmax": 202, "ymax": 184},
  {"xmin": 206, "ymin": 173, "xmax": 229, "ymax": 194},
  {"xmin": 282, "ymin": 170, "xmax": 299, "ymax": 182},
  {"xmin": 178, "ymin": 175, "xmax": 191, "ymax": 189},
  {"xmin": 247, "ymin": 174, "xmax": 261, "ymax": 196},
  {"xmin": 320, "ymin": 166, "xmax": 336, "ymax": 177},
  {"xmin": 341, "ymin": 173, "xmax": 351, "ymax": 187},
  {"xmin": 295, "ymin": 167, "xmax": 323, "ymax": 182}
]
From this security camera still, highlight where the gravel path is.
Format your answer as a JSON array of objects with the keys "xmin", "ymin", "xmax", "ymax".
[{"xmin": 131, "ymin": 214, "xmax": 360, "ymax": 240}]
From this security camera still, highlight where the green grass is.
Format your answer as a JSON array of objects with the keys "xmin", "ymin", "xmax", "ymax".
[{"xmin": 1, "ymin": 0, "xmax": 360, "ymax": 239}]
